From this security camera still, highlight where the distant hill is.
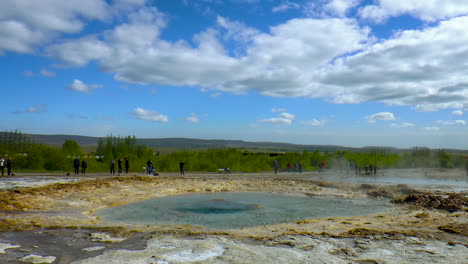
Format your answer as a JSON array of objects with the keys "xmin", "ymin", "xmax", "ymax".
[
  {"xmin": 23, "ymin": 133, "xmax": 468, "ymax": 154},
  {"xmin": 32, "ymin": 134, "xmax": 100, "ymax": 146}
]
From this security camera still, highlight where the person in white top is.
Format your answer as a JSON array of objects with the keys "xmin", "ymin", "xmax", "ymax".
[{"xmin": 0, "ymin": 156, "xmax": 5, "ymax": 176}]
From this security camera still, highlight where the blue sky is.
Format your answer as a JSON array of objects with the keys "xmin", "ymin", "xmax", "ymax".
[{"xmin": 1, "ymin": 0, "xmax": 468, "ymax": 149}]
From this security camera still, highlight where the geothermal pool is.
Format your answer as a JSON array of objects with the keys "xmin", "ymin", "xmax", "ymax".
[{"xmin": 96, "ymin": 192, "xmax": 391, "ymax": 229}]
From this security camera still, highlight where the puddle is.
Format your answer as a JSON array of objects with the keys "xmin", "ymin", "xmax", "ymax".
[{"xmin": 96, "ymin": 192, "xmax": 391, "ymax": 229}]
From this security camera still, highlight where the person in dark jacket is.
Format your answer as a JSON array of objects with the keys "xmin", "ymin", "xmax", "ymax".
[
  {"xmin": 124, "ymin": 158, "xmax": 129, "ymax": 174},
  {"xmin": 110, "ymin": 159, "xmax": 115, "ymax": 175},
  {"xmin": 81, "ymin": 159, "xmax": 87, "ymax": 175},
  {"xmin": 179, "ymin": 161, "xmax": 185, "ymax": 175},
  {"xmin": 118, "ymin": 158, "xmax": 123, "ymax": 175},
  {"xmin": 73, "ymin": 157, "xmax": 80, "ymax": 175},
  {"xmin": 6, "ymin": 157, "xmax": 13, "ymax": 176},
  {"xmin": 147, "ymin": 160, "xmax": 153, "ymax": 174}
]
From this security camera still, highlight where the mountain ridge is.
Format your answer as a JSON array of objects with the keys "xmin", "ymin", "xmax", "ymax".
[{"xmin": 22, "ymin": 133, "xmax": 468, "ymax": 153}]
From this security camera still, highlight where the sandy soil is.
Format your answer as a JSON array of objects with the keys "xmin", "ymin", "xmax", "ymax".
[{"xmin": 0, "ymin": 171, "xmax": 466, "ymax": 263}]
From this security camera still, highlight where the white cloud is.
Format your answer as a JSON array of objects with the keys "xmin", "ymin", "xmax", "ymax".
[
  {"xmin": 130, "ymin": 107, "xmax": 168, "ymax": 123},
  {"xmin": 260, "ymin": 117, "xmax": 293, "ymax": 125},
  {"xmin": 452, "ymin": 110, "xmax": 463, "ymax": 116},
  {"xmin": 391, "ymin": 122, "xmax": 415, "ymax": 128},
  {"xmin": 34, "ymin": 5, "xmax": 468, "ymax": 113},
  {"xmin": 359, "ymin": 0, "xmax": 468, "ymax": 22},
  {"xmin": 13, "ymin": 104, "xmax": 47, "ymax": 114},
  {"xmin": 272, "ymin": 1, "xmax": 301, "ymax": 13},
  {"xmin": 260, "ymin": 111, "xmax": 295, "ymax": 125},
  {"xmin": 48, "ymin": 14, "xmax": 369, "ymax": 98},
  {"xmin": 186, "ymin": 112, "xmax": 201, "ymax": 123},
  {"xmin": 40, "ymin": 69, "xmax": 55, "ymax": 77},
  {"xmin": 424, "ymin": 126, "xmax": 440, "ymax": 131},
  {"xmin": 436, "ymin": 120, "xmax": 466, "ymax": 125},
  {"xmin": 0, "ymin": 20, "xmax": 45, "ymax": 54},
  {"xmin": 0, "ymin": 0, "xmax": 112, "ymax": 54},
  {"xmin": 301, "ymin": 119, "xmax": 328, "ymax": 127},
  {"xmin": 47, "ymin": 37, "xmax": 112, "ymax": 67},
  {"xmin": 216, "ymin": 16, "xmax": 259, "ymax": 44},
  {"xmin": 67, "ymin": 79, "xmax": 103, "ymax": 93},
  {"xmin": 323, "ymin": 0, "xmax": 361, "ymax": 17},
  {"xmin": 322, "ymin": 16, "xmax": 468, "ymax": 111},
  {"xmin": 366, "ymin": 112, "xmax": 396, "ymax": 123},
  {"xmin": 304, "ymin": 0, "xmax": 361, "ymax": 18},
  {"xmin": 278, "ymin": 112, "xmax": 295, "ymax": 120}
]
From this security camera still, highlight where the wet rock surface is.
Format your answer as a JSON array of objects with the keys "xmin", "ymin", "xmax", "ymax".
[
  {"xmin": 392, "ymin": 192, "xmax": 467, "ymax": 212},
  {"xmin": 0, "ymin": 171, "xmax": 467, "ymax": 263}
]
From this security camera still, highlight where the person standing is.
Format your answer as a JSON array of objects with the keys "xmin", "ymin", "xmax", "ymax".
[
  {"xmin": 73, "ymin": 157, "xmax": 80, "ymax": 175},
  {"xmin": 81, "ymin": 159, "xmax": 87, "ymax": 175},
  {"xmin": 147, "ymin": 160, "xmax": 153, "ymax": 174},
  {"xmin": 110, "ymin": 159, "xmax": 115, "ymax": 175},
  {"xmin": 273, "ymin": 159, "xmax": 279, "ymax": 174},
  {"xmin": 118, "ymin": 158, "xmax": 123, "ymax": 175},
  {"xmin": 124, "ymin": 158, "xmax": 129, "ymax": 174},
  {"xmin": 6, "ymin": 157, "xmax": 13, "ymax": 176},
  {"xmin": 0, "ymin": 156, "xmax": 5, "ymax": 176},
  {"xmin": 179, "ymin": 161, "xmax": 185, "ymax": 175}
]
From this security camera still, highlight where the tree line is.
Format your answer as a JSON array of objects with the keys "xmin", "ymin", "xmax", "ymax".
[{"xmin": 0, "ymin": 131, "xmax": 467, "ymax": 173}]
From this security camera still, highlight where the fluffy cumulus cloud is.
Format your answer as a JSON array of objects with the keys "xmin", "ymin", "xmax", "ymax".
[
  {"xmin": 366, "ymin": 112, "xmax": 396, "ymax": 123},
  {"xmin": 322, "ymin": 16, "xmax": 468, "ymax": 110},
  {"xmin": 359, "ymin": 0, "xmax": 468, "ymax": 22},
  {"xmin": 130, "ymin": 107, "xmax": 168, "ymax": 123},
  {"xmin": 452, "ymin": 110, "xmax": 464, "ymax": 116},
  {"xmin": 67, "ymin": 79, "xmax": 103, "ymax": 93},
  {"xmin": 7, "ymin": 1, "xmax": 468, "ymax": 113},
  {"xmin": 47, "ymin": 37, "xmax": 112, "ymax": 67},
  {"xmin": 46, "ymin": 11, "xmax": 370, "ymax": 97},
  {"xmin": 0, "ymin": 0, "xmax": 112, "ymax": 54},
  {"xmin": 185, "ymin": 112, "xmax": 201, "ymax": 123},
  {"xmin": 260, "ymin": 111, "xmax": 296, "ymax": 125}
]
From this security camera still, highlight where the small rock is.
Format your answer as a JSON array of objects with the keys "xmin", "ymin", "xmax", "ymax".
[
  {"xmin": 89, "ymin": 232, "xmax": 126, "ymax": 243},
  {"xmin": 19, "ymin": 254, "xmax": 56, "ymax": 264},
  {"xmin": 0, "ymin": 242, "xmax": 20, "ymax": 253},
  {"xmin": 82, "ymin": 246, "xmax": 106, "ymax": 252}
]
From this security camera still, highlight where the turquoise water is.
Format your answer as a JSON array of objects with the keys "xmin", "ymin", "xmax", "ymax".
[{"xmin": 96, "ymin": 192, "xmax": 391, "ymax": 229}]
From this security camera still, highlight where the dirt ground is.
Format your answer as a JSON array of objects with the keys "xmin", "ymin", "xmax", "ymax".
[{"xmin": 0, "ymin": 171, "xmax": 466, "ymax": 263}]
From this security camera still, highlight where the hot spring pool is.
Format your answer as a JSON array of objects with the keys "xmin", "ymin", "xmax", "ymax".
[{"xmin": 96, "ymin": 192, "xmax": 391, "ymax": 229}]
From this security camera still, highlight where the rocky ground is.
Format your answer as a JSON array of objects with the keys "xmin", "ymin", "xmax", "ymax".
[{"xmin": 0, "ymin": 171, "xmax": 466, "ymax": 263}]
